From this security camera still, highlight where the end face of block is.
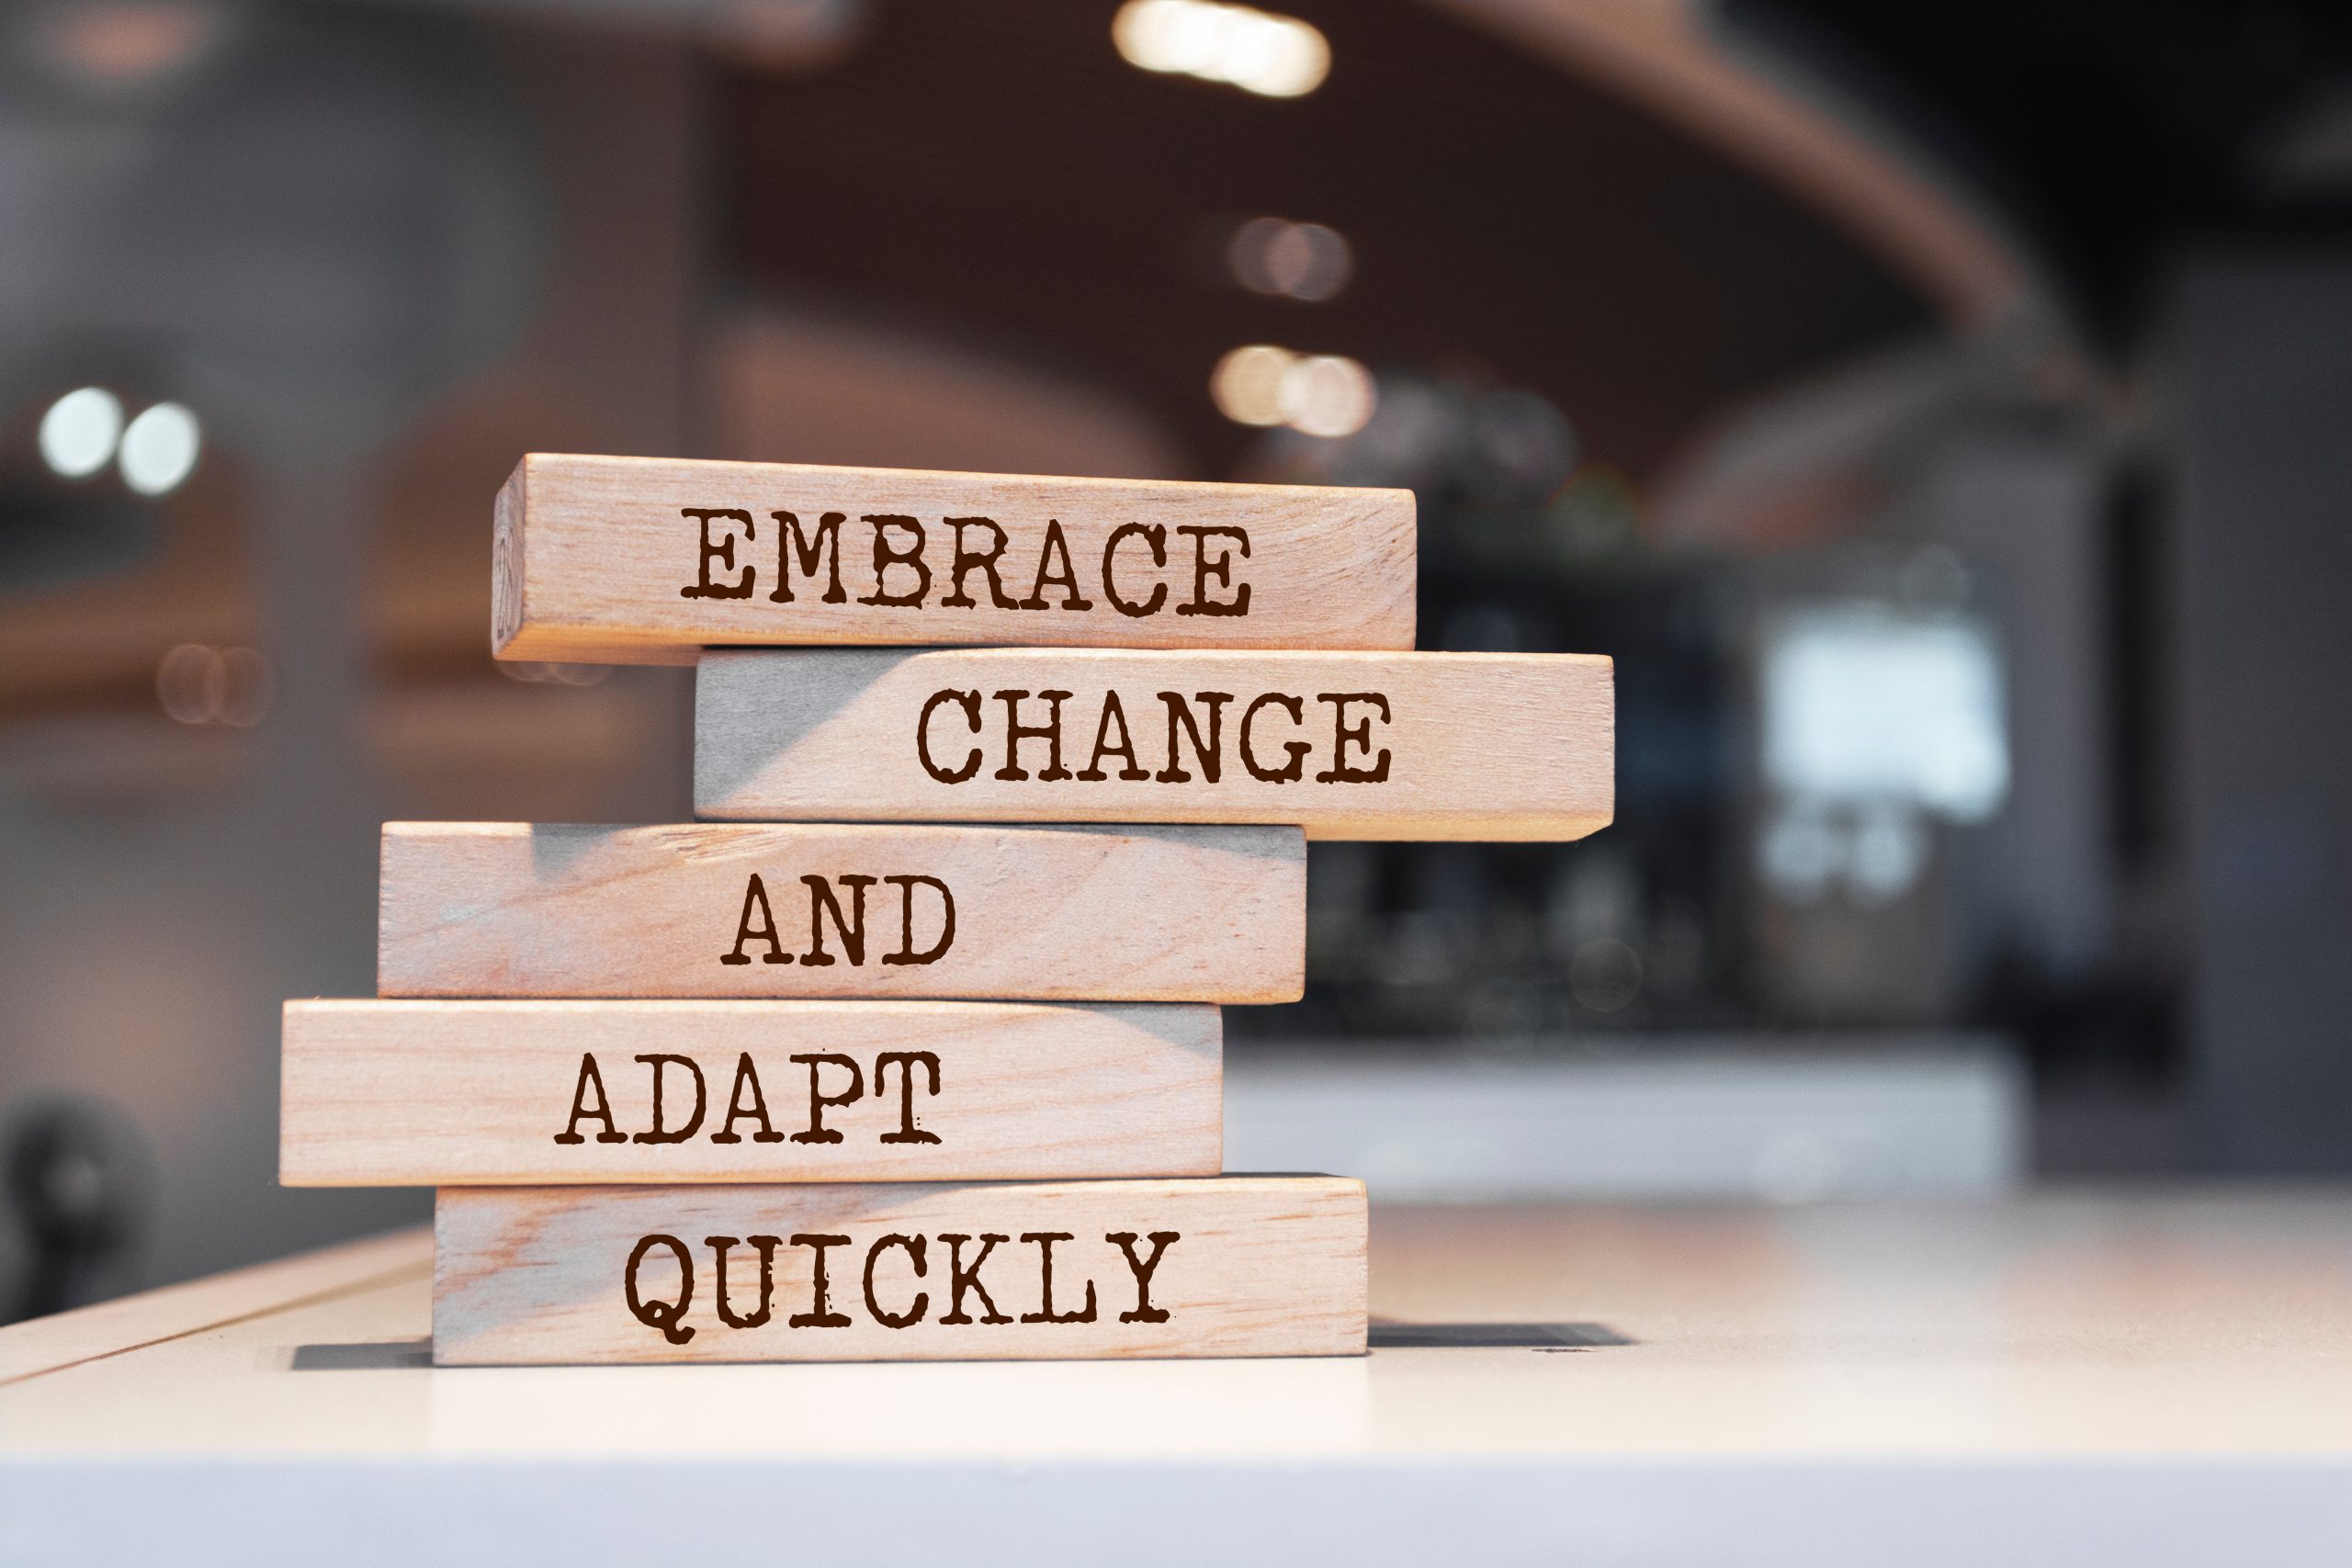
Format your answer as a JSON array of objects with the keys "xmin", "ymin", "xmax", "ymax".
[
  {"xmin": 432, "ymin": 1176, "xmax": 1367, "ymax": 1363},
  {"xmin": 281, "ymin": 999, "xmax": 1222, "ymax": 1186},
  {"xmin": 491, "ymin": 453, "xmax": 1415, "ymax": 663},
  {"xmin": 377, "ymin": 821, "xmax": 1305, "ymax": 1002}
]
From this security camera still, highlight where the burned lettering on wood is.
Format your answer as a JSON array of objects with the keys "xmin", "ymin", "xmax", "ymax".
[
  {"xmin": 1018, "ymin": 1233, "xmax": 1097, "ymax": 1325},
  {"xmin": 937, "ymin": 1232, "xmax": 1012, "ymax": 1325},
  {"xmin": 916, "ymin": 686, "xmax": 1394, "ymax": 787},
  {"xmin": 786, "ymin": 1234, "xmax": 854, "ymax": 1327},
  {"xmin": 786, "ymin": 1053, "xmax": 861, "ymax": 1145},
  {"xmin": 710, "ymin": 1054, "xmax": 784, "ymax": 1145},
  {"xmin": 721, "ymin": 872, "xmax": 955, "ymax": 969},
  {"xmin": 1107, "ymin": 1231, "xmax": 1180, "ymax": 1323},
  {"xmin": 767, "ymin": 510, "xmax": 848, "ymax": 604},
  {"xmin": 679, "ymin": 506, "xmax": 1254, "ymax": 621},
  {"xmin": 550, "ymin": 1049, "xmax": 948, "ymax": 1150},
  {"xmin": 863, "ymin": 1234, "xmax": 928, "ymax": 1328},
  {"xmin": 553, "ymin": 1053, "xmax": 628, "ymax": 1145},
  {"xmin": 623, "ymin": 1234, "xmax": 695, "ymax": 1345},
  {"xmin": 707, "ymin": 1235, "xmax": 780, "ymax": 1329},
  {"xmin": 874, "ymin": 1053, "xmax": 942, "ymax": 1145},
  {"xmin": 617, "ymin": 1228, "xmax": 1181, "ymax": 1342},
  {"xmin": 679, "ymin": 509, "xmax": 756, "ymax": 601},
  {"xmin": 630, "ymin": 1055, "xmax": 706, "ymax": 1145}
]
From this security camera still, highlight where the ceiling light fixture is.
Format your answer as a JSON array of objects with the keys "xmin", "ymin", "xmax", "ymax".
[
  {"xmin": 1113, "ymin": 0, "xmax": 1330, "ymax": 99},
  {"xmin": 1211, "ymin": 344, "xmax": 1295, "ymax": 425},
  {"xmin": 29, "ymin": 1, "xmax": 232, "ymax": 94},
  {"xmin": 1211, "ymin": 344, "xmax": 1376, "ymax": 437},
  {"xmin": 1280, "ymin": 354, "xmax": 1376, "ymax": 437},
  {"xmin": 38, "ymin": 387, "xmax": 124, "ymax": 479},
  {"xmin": 118, "ymin": 401, "xmax": 201, "ymax": 496},
  {"xmin": 1227, "ymin": 216, "xmax": 1352, "ymax": 301}
]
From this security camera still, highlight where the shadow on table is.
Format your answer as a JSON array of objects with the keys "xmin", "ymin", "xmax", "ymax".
[
  {"xmin": 1369, "ymin": 1322, "xmax": 1634, "ymax": 1349},
  {"xmin": 288, "ymin": 1327, "xmax": 1635, "ymax": 1366},
  {"xmin": 293, "ymin": 1338, "xmax": 434, "ymax": 1371}
]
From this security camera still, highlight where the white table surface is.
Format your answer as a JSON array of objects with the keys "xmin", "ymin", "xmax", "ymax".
[{"xmin": 4, "ymin": 1190, "xmax": 2349, "ymax": 1566}]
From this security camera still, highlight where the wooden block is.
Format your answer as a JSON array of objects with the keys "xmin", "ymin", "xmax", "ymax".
[
  {"xmin": 695, "ymin": 648, "xmax": 1614, "ymax": 840},
  {"xmin": 432, "ymin": 1176, "xmax": 1365, "ymax": 1363},
  {"xmin": 378, "ymin": 821, "xmax": 1303, "ymax": 1002},
  {"xmin": 492, "ymin": 453, "xmax": 1415, "ymax": 663},
  {"xmin": 281, "ymin": 999, "xmax": 1220, "ymax": 1186}
]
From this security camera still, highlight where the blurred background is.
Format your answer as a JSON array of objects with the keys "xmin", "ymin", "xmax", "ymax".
[{"xmin": 3, "ymin": 0, "xmax": 2348, "ymax": 1318}]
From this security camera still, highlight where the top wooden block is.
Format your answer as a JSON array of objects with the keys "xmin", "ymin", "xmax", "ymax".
[{"xmin": 492, "ymin": 453, "xmax": 1416, "ymax": 664}]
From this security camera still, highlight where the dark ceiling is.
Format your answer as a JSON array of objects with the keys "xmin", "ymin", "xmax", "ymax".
[
  {"xmin": 722, "ymin": 0, "xmax": 1932, "ymax": 479},
  {"xmin": 1735, "ymin": 0, "xmax": 2352, "ymax": 349}
]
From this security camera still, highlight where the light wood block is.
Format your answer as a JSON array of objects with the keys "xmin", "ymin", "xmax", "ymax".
[
  {"xmin": 695, "ymin": 648, "xmax": 1614, "ymax": 840},
  {"xmin": 432, "ymin": 1176, "xmax": 1365, "ymax": 1363},
  {"xmin": 281, "ymin": 999, "xmax": 1220, "ymax": 1186},
  {"xmin": 492, "ymin": 453, "xmax": 1415, "ymax": 663},
  {"xmin": 377, "ymin": 821, "xmax": 1303, "ymax": 1002}
]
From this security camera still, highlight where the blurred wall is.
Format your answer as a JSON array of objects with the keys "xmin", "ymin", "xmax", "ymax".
[
  {"xmin": 703, "ymin": 306, "xmax": 1188, "ymax": 479},
  {"xmin": 2177, "ymin": 254, "xmax": 2352, "ymax": 1173},
  {"xmin": 1931, "ymin": 431, "xmax": 2111, "ymax": 980},
  {"xmin": 0, "ymin": 13, "xmax": 697, "ymax": 1304}
]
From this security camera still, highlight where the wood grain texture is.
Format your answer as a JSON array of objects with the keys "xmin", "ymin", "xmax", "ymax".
[
  {"xmin": 281, "ymin": 999, "xmax": 1221, "ymax": 1186},
  {"xmin": 695, "ymin": 648, "xmax": 1614, "ymax": 840},
  {"xmin": 377, "ymin": 821, "xmax": 1304, "ymax": 1002},
  {"xmin": 492, "ymin": 453, "xmax": 1414, "ymax": 662},
  {"xmin": 432, "ymin": 1176, "xmax": 1365, "ymax": 1364}
]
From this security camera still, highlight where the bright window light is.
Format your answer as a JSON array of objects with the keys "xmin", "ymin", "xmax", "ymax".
[
  {"xmin": 1848, "ymin": 807, "xmax": 1927, "ymax": 900},
  {"xmin": 1114, "ymin": 0, "xmax": 1329, "ymax": 98},
  {"xmin": 38, "ymin": 387, "xmax": 123, "ymax": 478},
  {"xmin": 1762, "ymin": 605, "xmax": 2008, "ymax": 822},
  {"xmin": 119, "ymin": 401, "xmax": 201, "ymax": 495}
]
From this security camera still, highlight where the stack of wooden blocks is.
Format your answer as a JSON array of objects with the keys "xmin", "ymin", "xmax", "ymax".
[{"xmin": 280, "ymin": 454, "xmax": 1614, "ymax": 1364}]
